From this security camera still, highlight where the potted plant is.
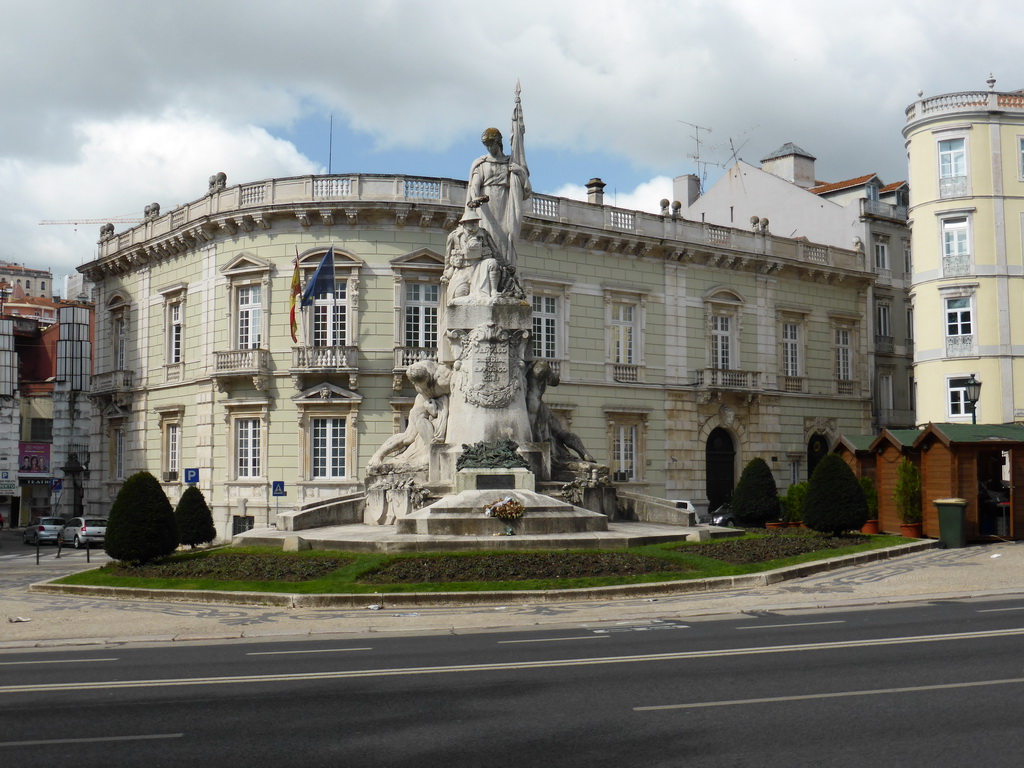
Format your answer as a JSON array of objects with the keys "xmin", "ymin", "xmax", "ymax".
[
  {"xmin": 893, "ymin": 458, "xmax": 923, "ymax": 537},
  {"xmin": 859, "ymin": 476, "xmax": 880, "ymax": 534},
  {"xmin": 782, "ymin": 481, "xmax": 808, "ymax": 527}
]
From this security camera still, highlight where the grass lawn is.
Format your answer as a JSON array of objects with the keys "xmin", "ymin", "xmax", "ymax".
[{"xmin": 54, "ymin": 529, "xmax": 911, "ymax": 594}]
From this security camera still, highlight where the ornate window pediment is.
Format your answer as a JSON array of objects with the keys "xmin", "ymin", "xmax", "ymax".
[
  {"xmin": 390, "ymin": 248, "xmax": 444, "ymax": 273},
  {"xmin": 221, "ymin": 252, "xmax": 272, "ymax": 278},
  {"xmin": 292, "ymin": 382, "xmax": 363, "ymax": 405}
]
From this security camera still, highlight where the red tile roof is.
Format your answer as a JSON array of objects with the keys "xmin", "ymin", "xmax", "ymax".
[{"xmin": 809, "ymin": 173, "xmax": 878, "ymax": 195}]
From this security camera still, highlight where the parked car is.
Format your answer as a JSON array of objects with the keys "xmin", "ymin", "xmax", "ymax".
[
  {"xmin": 23, "ymin": 517, "xmax": 67, "ymax": 545},
  {"xmin": 711, "ymin": 504, "xmax": 738, "ymax": 527},
  {"xmin": 58, "ymin": 517, "xmax": 108, "ymax": 548}
]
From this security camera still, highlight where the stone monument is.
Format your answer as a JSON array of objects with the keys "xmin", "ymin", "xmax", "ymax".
[{"xmin": 365, "ymin": 85, "xmax": 610, "ymax": 532}]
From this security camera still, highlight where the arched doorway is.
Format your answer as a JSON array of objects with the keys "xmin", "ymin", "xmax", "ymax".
[
  {"xmin": 706, "ymin": 427, "xmax": 736, "ymax": 512},
  {"xmin": 807, "ymin": 432, "xmax": 829, "ymax": 480}
]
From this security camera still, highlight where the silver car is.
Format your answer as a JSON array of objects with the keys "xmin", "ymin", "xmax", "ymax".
[
  {"xmin": 23, "ymin": 517, "xmax": 66, "ymax": 545},
  {"xmin": 58, "ymin": 517, "xmax": 108, "ymax": 548}
]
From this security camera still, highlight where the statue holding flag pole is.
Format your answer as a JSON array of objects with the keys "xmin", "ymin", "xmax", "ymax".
[{"xmin": 465, "ymin": 81, "xmax": 531, "ymax": 274}]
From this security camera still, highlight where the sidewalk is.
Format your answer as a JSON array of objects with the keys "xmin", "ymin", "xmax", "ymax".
[{"xmin": 3, "ymin": 538, "xmax": 1024, "ymax": 650}]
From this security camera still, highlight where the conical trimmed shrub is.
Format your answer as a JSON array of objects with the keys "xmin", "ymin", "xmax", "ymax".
[
  {"xmin": 104, "ymin": 471, "xmax": 179, "ymax": 564},
  {"xmin": 803, "ymin": 453, "xmax": 869, "ymax": 535},
  {"xmin": 730, "ymin": 457, "xmax": 781, "ymax": 527},
  {"xmin": 174, "ymin": 485, "xmax": 216, "ymax": 548}
]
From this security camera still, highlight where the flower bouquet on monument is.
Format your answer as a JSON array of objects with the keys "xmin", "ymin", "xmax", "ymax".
[{"xmin": 484, "ymin": 496, "xmax": 525, "ymax": 520}]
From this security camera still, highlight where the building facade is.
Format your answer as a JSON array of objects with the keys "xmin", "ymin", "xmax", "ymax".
[
  {"xmin": 79, "ymin": 171, "xmax": 875, "ymax": 538},
  {"xmin": 904, "ymin": 80, "xmax": 1024, "ymax": 425},
  {"xmin": 681, "ymin": 144, "xmax": 915, "ymax": 431}
]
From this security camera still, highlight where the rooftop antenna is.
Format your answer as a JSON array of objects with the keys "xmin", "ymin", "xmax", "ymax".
[{"xmin": 679, "ymin": 120, "xmax": 712, "ymax": 195}]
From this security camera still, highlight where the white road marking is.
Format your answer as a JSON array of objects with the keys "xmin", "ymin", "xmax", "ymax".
[
  {"xmin": 1, "ymin": 733, "xmax": 183, "ymax": 748},
  {"xmin": 497, "ymin": 636, "xmax": 609, "ymax": 644},
  {"xmin": 635, "ymin": 677, "xmax": 1024, "ymax": 711},
  {"xmin": 4, "ymin": 626, "xmax": 1023, "ymax": 695},
  {"xmin": 977, "ymin": 606, "xmax": 1024, "ymax": 613},
  {"xmin": 246, "ymin": 647, "xmax": 372, "ymax": 656},
  {"xmin": 0, "ymin": 657, "xmax": 118, "ymax": 666},
  {"xmin": 736, "ymin": 620, "xmax": 845, "ymax": 630}
]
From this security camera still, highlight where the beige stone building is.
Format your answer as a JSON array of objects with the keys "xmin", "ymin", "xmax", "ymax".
[
  {"xmin": 904, "ymin": 79, "xmax": 1024, "ymax": 425},
  {"xmin": 80, "ymin": 171, "xmax": 874, "ymax": 537}
]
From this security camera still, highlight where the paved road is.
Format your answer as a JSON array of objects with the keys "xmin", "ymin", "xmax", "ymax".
[
  {"xmin": 3, "ymin": 526, "xmax": 1024, "ymax": 649},
  {"xmin": 6, "ymin": 598, "xmax": 1024, "ymax": 766}
]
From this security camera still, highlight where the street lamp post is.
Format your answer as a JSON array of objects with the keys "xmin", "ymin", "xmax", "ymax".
[{"xmin": 965, "ymin": 374, "xmax": 982, "ymax": 425}]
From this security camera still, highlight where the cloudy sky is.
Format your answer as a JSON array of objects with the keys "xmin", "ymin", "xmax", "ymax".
[{"xmin": 2, "ymin": 0, "xmax": 1018, "ymax": 288}]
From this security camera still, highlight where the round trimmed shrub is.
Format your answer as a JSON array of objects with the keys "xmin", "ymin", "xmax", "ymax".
[
  {"xmin": 104, "ymin": 471, "xmax": 179, "ymax": 564},
  {"xmin": 730, "ymin": 457, "xmax": 781, "ymax": 527},
  {"xmin": 174, "ymin": 485, "xmax": 216, "ymax": 548},
  {"xmin": 803, "ymin": 453, "xmax": 869, "ymax": 535}
]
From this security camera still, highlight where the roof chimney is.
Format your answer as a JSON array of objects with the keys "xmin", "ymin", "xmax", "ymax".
[{"xmin": 586, "ymin": 178, "xmax": 606, "ymax": 205}]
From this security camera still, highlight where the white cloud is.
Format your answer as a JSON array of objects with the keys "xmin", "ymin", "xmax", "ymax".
[
  {"xmin": 552, "ymin": 177, "xmax": 675, "ymax": 214},
  {"xmin": 0, "ymin": 115, "xmax": 316, "ymax": 278}
]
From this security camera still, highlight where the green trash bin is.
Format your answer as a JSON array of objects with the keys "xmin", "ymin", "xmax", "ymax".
[{"xmin": 934, "ymin": 497, "xmax": 967, "ymax": 548}]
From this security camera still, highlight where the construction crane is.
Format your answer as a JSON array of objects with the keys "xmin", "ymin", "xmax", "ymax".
[{"xmin": 39, "ymin": 216, "xmax": 144, "ymax": 228}]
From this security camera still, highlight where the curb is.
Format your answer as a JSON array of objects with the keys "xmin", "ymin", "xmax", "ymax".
[{"xmin": 28, "ymin": 540, "xmax": 940, "ymax": 609}]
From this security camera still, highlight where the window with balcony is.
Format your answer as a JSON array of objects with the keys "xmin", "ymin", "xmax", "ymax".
[
  {"xmin": 903, "ymin": 242, "xmax": 912, "ymax": 276},
  {"xmin": 111, "ymin": 424, "xmax": 125, "ymax": 481},
  {"xmin": 236, "ymin": 285, "xmax": 263, "ymax": 349},
  {"xmin": 159, "ymin": 280, "xmax": 188, "ymax": 373},
  {"xmin": 782, "ymin": 322, "xmax": 800, "ymax": 378},
  {"xmin": 605, "ymin": 290, "xmax": 646, "ymax": 382},
  {"xmin": 944, "ymin": 296, "xmax": 974, "ymax": 357},
  {"xmin": 311, "ymin": 280, "xmax": 346, "ymax": 347},
  {"xmin": 875, "ymin": 303, "xmax": 892, "ymax": 354},
  {"xmin": 114, "ymin": 315, "xmax": 127, "ymax": 371},
  {"xmin": 834, "ymin": 327, "xmax": 853, "ymax": 391},
  {"xmin": 532, "ymin": 294, "xmax": 559, "ymax": 360},
  {"xmin": 710, "ymin": 315, "xmax": 732, "ymax": 369},
  {"xmin": 404, "ymin": 283, "xmax": 438, "ymax": 352},
  {"xmin": 873, "ymin": 240, "xmax": 889, "ymax": 270},
  {"xmin": 938, "ymin": 137, "xmax": 968, "ymax": 197},
  {"xmin": 941, "ymin": 217, "xmax": 971, "ymax": 277}
]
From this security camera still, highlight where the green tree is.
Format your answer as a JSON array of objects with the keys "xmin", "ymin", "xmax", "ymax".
[
  {"xmin": 174, "ymin": 485, "xmax": 217, "ymax": 548},
  {"xmin": 803, "ymin": 453, "xmax": 869, "ymax": 535},
  {"xmin": 730, "ymin": 458, "xmax": 781, "ymax": 527},
  {"xmin": 782, "ymin": 481, "xmax": 809, "ymax": 523},
  {"xmin": 859, "ymin": 475, "xmax": 879, "ymax": 519},
  {"xmin": 893, "ymin": 458, "xmax": 922, "ymax": 523},
  {"xmin": 104, "ymin": 471, "xmax": 179, "ymax": 564}
]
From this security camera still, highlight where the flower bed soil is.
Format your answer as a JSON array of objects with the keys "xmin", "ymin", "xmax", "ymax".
[
  {"xmin": 683, "ymin": 529, "xmax": 868, "ymax": 565},
  {"xmin": 105, "ymin": 551, "xmax": 352, "ymax": 582}
]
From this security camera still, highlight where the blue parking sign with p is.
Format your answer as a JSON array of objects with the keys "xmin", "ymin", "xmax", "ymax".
[
  {"xmin": 272, "ymin": 481, "xmax": 286, "ymax": 497},
  {"xmin": 184, "ymin": 468, "xmax": 199, "ymax": 485}
]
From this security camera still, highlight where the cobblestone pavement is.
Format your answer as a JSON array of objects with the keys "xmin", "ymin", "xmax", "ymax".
[{"xmin": 3, "ymin": 530, "xmax": 1023, "ymax": 649}]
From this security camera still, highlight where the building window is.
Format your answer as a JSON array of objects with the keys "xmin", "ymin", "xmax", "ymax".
[
  {"xmin": 236, "ymin": 285, "xmax": 262, "ymax": 349},
  {"xmin": 938, "ymin": 138, "xmax": 968, "ymax": 197},
  {"xmin": 710, "ymin": 315, "xmax": 732, "ymax": 369},
  {"xmin": 782, "ymin": 322, "xmax": 800, "ymax": 377},
  {"xmin": 30, "ymin": 418, "xmax": 53, "ymax": 442},
  {"xmin": 866, "ymin": 184, "xmax": 879, "ymax": 202},
  {"xmin": 165, "ymin": 422, "xmax": 180, "ymax": 481},
  {"xmin": 25, "ymin": 280, "xmax": 31, "ymax": 291},
  {"xmin": 606, "ymin": 410, "xmax": 648, "ymax": 483},
  {"xmin": 41, "ymin": 282, "xmax": 46, "ymax": 294},
  {"xmin": 235, "ymin": 418, "xmax": 261, "ymax": 478},
  {"xmin": 903, "ymin": 243, "xmax": 913, "ymax": 276},
  {"xmin": 168, "ymin": 301, "xmax": 183, "ymax": 364},
  {"xmin": 876, "ymin": 303, "xmax": 891, "ymax": 338},
  {"xmin": 948, "ymin": 376, "xmax": 972, "ymax": 419},
  {"xmin": 532, "ymin": 294, "xmax": 559, "ymax": 360},
  {"xmin": 944, "ymin": 296, "xmax": 974, "ymax": 357},
  {"xmin": 114, "ymin": 427, "xmax": 125, "ymax": 481},
  {"xmin": 879, "ymin": 372, "xmax": 894, "ymax": 411},
  {"xmin": 114, "ymin": 315, "xmax": 127, "ymax": 370},
  {"xmin": 874, "ymin": 240, "xmax": 889, "ymax": 270},
  {"xmin": 613, "ymin": 424, "xmax": 637, "ymax": 481},
  {"xmin": 610, "ymin": 302, "xmax": 634, "ymax": 365},
  {"xmin": 941, "ymin": 218, "xmax": 970, "ymax": 277},
  {"xmin": 1019, "ymin": 137, "xmax": 1024, "ymax": 180},
  {"xmin": 404, "ymin": 283, "xmax": 438, "ymax": 350},
  {"xmin": 311, "ymin": 417, "xmax": 347, "ymax": 479},
  {"xmin": 835, "ymin": 328, "xmax": 852, "ymax": 381},
  {"xmin": 907, "ymin": 307, "xmax": 915, "ymax": 342},
  {"xmin": 312, "ymin": 280, "xmax": 347, "ymax": 347}
]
